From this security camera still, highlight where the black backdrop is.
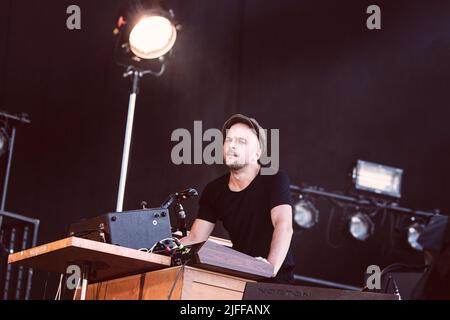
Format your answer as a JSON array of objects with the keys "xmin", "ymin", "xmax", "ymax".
[{"xmin": 1, "ymin": 0, "xmax": 449, "ymax": 297}]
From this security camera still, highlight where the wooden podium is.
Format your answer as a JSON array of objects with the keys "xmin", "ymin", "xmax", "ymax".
[
  {"xmin": 75, "ymin": 239, "xmax": 275, "ymax": 300},
  {"xmin": 79, "ymin": 265, "xmax": 251, "ymax": 300},
  {"xmin": 8, "ymin": 236, "xmax": 398, "ymax": 300},
  {"xmin": 7, "ymin": 236, "xmax": 272, "ymax": 300},
  {"xmin": 7, "ymin": 236, "xmax": 172, "ymax": 299}
]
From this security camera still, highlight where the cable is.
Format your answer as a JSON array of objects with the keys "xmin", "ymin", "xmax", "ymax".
[
  {"xmin": 54, "ymin": 274, "xmax": 63, "ymax": 300},
  {"xmin": 325, "ymin": 205, "xmax": 345, "ymax": 249},
  {"xmin": 149, "ymin": 237, "xmax": 183, "ymax": 253},
  {"xmin": 362, "ymin": 262, "xmax": 429, "ymax": 292},
  {"xmin": 72, "ymin": 276, "xmax": 81, "ymax": 300},
  {"xmin": 368, "ymin": 207, "xmax": 381, "ymax": 218},
  {"xmin": 380, "ymin": 207, "xmax": 391, "ymax": 257},
  {"xmin": 387, "ymin": 212, "xmax": 396, "ymax": 256},
  {"xmin": 148, "ymin": 242, "xmax": 158, "ymax": 253},
  {"xmin": 42, "ymin": 271, "xmax": 50, "ymax": 299},
  {"xmin": 167, "ymin": 261, "xmax": 190, "ymax": 300},
  {"xmin": 380, "ymin": 207, "xmax": 388, "ymax": 227},
  {"xmin": 380, "ymin": 262, "xmax": 429, "ymax": 278}
]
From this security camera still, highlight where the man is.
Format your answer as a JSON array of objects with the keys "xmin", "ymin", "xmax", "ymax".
[{"xmin": 181, "ymin": 114, "xmax": 295, "ymax": 283}]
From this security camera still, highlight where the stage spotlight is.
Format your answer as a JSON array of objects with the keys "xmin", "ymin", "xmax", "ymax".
[
  {"xmin": 293, "ymin": 198, "xmax": 319, "ymax": 229},
  {"xmin": 352, "ymin": 160, "xmax": 403, "ymax": 199},
  {"xmin": 348, "ymin": 212, "xmax": 374, "ymax": 241},
  {"xmin": 112, "ymin": 0, "xmax": 179, "ymax": 212},
  {"xmin": 0, "ymin": 128, "xmax": 9, "ymax": 157},
  {"xmin": 114, "ymin": 0, "xmax": 179, "ymax": 69},
  {"xmin": 407, "ymin": 222, "xmax": 426, "ymax": 251},
  {"xmin": 129, "ymin": 14, "xmax": 177, "ymax": 59}
]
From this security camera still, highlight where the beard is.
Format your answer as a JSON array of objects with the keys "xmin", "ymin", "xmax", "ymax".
[
  {"xmin": 226, "ymin": 162, "xmax": 246, "ymax": 171},
  {"xmin": 224, "ymin": 154, "xmax": 247, "ymax": 171}
]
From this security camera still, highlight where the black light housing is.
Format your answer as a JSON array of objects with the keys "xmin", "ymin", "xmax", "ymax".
[
  {"xmin": 293, "ymin": 197, "xmax": 319, "ymax": 229},
  {"xmin": 348, "ymin": 212, "xmax": 375, "ymax": 241},
  {"xmin": 113, "ymin": 0, "xmax": 179, "ymax": 71},
  {"xmin": 352, "ymin": 160, "xmax": 403, "ymax": 199}
]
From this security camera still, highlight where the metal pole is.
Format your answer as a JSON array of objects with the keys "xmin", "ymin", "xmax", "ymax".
[
  {"xmin": 290, "ymin": 184, "xmax": 440, "ymax": 218},
  {"xmin": 80, "ymin": 264, "xmax": 90, "ymax": 301},
  {"xmin": 116, "ymin": 70, "xmax": 141, "ymax": 212},
  {"xmin": 1, "ymin": 127, "xmax": 16, "ymax": 211}
]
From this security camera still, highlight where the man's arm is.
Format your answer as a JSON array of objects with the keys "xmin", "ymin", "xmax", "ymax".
[
  {"xmin": 180, "ymin": 218, "xmax": 215, "ymax": 245},
  {"xmin": 266, "ymin": 204, "xmax": 293, "ymax": 276}
]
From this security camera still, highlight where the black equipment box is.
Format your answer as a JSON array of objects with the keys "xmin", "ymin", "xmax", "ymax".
[{"xmin": 68, "ymin": 208, "xmax": 172, "ymax": 250}]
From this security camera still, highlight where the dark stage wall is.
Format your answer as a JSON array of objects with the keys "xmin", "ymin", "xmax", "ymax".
[{"xmin": 1, "ymin": 0, "xmax": 449, "ymax": 296}]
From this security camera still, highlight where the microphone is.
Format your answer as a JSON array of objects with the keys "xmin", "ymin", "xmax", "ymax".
[
  {"xmin": 176, "ymin": 203, "xmax": 187, "ymax": 237},
  {"xmin": 161, "ymin": 187, "xmax": 198, "ymax": 209},
  {"xmin": 161, "ymin": 188, "xmax": 198, "ymax": 236}
]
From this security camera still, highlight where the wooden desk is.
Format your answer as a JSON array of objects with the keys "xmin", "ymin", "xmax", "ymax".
[
  {"xmin": 7, "ymin": 236, "xmax": 171, "ymax": 283},
  {"xmin": 8, "ymin": 236, "xmax": 399, "ymax": 301},
  {"xmin": 79, "ymin": 265, "xmax": 251, "ymax": 300}
]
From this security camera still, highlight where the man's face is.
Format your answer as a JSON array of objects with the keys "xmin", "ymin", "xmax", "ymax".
[{"xmin": 223, "ymin": 122, "xmax": 261, "ymax": 171}]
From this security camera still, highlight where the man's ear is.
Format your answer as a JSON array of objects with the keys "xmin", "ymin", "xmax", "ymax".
[{"xmin": 256, "ymin": 144, "xmax": 262, "ymax": 160}]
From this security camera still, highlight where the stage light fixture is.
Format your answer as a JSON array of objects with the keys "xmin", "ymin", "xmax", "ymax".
[
  {"xmin": 129, "ymin": 14, "xmax": 177, "ymax": 59},
  {"xmin": 112, "ymin": 0, "xmax": 179, "ymax": 212},
  {"xmin": 348, "ymin": 212, "xmax": 374, "ymax": 241},
  {"xmin": 114, "ymin": 0, "xmax": 179, "ymax": 71},
  {"xmin": 293, "ymin": 197, "xmax": 319, "ymax": 229},
  {"xmin": 352, "ymin": 160, "xmax": 403, "ymax": 199},
  {"xmin": 407, "ymin": 221, "xmax": 426, "ymax": 251}
]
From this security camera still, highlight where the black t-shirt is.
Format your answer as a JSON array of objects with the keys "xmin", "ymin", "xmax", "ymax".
[{"xmin": 197, "ymin": 169, "xmax": 295, "ymax": 282}]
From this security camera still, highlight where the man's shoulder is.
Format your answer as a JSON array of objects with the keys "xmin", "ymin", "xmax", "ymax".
[{"xmin": 260, "ymin": 169, "xmax": 290, "ymax": 183}]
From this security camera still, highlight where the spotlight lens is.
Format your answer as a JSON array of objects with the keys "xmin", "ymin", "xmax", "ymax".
[
  {"xmin": 294, "ymin": 200, "xmax": 318, "ymax": 229},
  {"xmin": 0, "ymin": 130, "xmax": 7, "ymax": 157},
  {"xmin": 407, "ymin": 225, "xmax": 424, "ymax": 251},
  {"xmin": 129, "ymin": 15, "xmax": 177, "ymax": 59},
  {"xmin": 294, "ymin": 205, "xmax": 312, "ymax": 228},
  {"xmin": 350, "ymin": 215, "xmax": 371, "ymax": 241}
]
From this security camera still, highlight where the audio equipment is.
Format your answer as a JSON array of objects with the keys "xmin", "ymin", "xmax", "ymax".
[{"xmin": 68, "ymin": 208, "xmax": 171, "ymax": 250}]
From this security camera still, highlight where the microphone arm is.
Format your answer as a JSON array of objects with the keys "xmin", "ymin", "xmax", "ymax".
[
  {"xmin": 160, "ymin": 188, "xmax": 198, "ymax": 237},
  {"xmin": 161, "ymin": 188, "xmax": 198, "ymax": 209},
  {"xmin": 175, "ymin": 203, "xmax": 187, "ymax": 237}
]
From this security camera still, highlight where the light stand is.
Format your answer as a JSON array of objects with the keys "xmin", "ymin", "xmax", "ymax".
[
  {"xmin": 116, "ymin": 65, "xmax": 166, "ymax": 212},
  {"xmin": 113, "ymin": 0, "xmax": 178, "ymax": 212}
]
